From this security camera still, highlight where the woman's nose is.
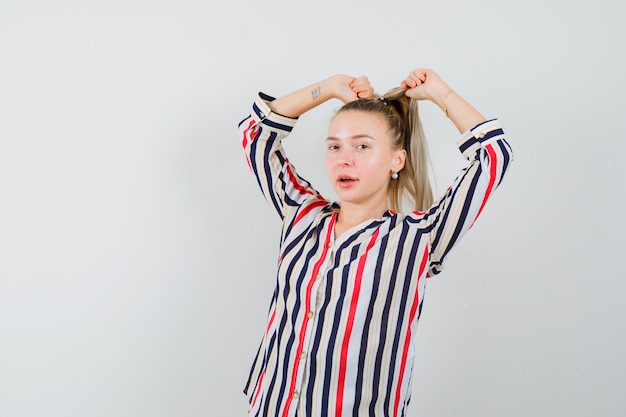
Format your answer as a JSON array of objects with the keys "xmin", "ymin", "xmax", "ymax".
[{"xmin": 337, "ymin": 149, "xmax": 353, "ymax": 166}]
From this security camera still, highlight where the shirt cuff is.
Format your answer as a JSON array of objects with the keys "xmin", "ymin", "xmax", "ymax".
[
  {"xmin": 250, "ymin": 92, "xmax": 299, "ymax": 133},
  {"xmin": 457, "ymin": 119, "xmax": 504, "ymax": 159}
]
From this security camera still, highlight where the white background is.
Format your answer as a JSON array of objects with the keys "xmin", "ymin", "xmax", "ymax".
[{"xmin": 1, "ymin": 0, "xmax": 624, "ymax": 416}]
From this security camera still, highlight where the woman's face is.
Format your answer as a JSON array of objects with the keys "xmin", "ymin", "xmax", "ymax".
[{"xmin": 325, "ymin": 110, "xmax": 405, "ymax": 208}]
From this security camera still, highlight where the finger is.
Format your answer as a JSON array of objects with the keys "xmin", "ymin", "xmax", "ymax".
[
  {"xmin": 410, "ymin": 69, "xmax": 427, "ymax": 85},
  {"xmin": 406, "ymin": 77, "xmax": 421, "ymax": 89},
  {"xmin": 355, "ymin": 84, "xmax": 374, "ymax": 98},
  {"xmin": 404, "ymin": 73, "xmax": 416, "ymax": 88},
  {"xmin": 351, "ymin": 77, "xmax": 371, "ymax": 91},
  {"xmin": 350, "ymin": 75, "xmax": 368, "ymax": 86},
  {"xmin": 352, "ymin": 81, "xmax": 371, "ymax": 92},
  {"xmin": 406, "ymin": 72, "xmax": 422, "ymax": 88},
  {"xmin": 358, "ymin": 87, "xmax": 375, "ymax": 98},
  {"xmin": 352, "ymin": 78, "xmax": 374, "ymax": 98}
]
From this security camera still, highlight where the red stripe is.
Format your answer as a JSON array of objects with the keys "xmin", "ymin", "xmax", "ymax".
[
  {"xmin": 470, "ymin": 144, "xmax": 498, "ymax": 228},
  {"xmin": 249, "ymin": 369, "xmax": 266, "ymax": 413},
  {"xmin": 242, "ymin": 119, "xmax": 258, "ymax": 170},
  {"xmin": 294, "ymin": 200, "xmax": 328, "ymax": 226},
  {"xmin": 393, "ymin": 245, "xmax": 429, "ymax": 417},
  {"xmin": 249, "ymin": 306, "xmax": 276, "ymax": 413},
  {"xmin": 249, "ymin": 307, "xmax": 276, "ymax": 413},
  {"xmin": 266, "ymin": 308, "xmax": 276, "ymax": 337},
  {"xmin": 286, "ymin": 162, "xmax": 316, "ymax": 197},
  {"xmin": 281, "ymin": 213, "xmax": 337, "ymax": 417},
  {"xmin": 335, "ymin": 229, "xmax": 380, "ymax": 417},
  {"xmin": 241, "ymin": 119, "xmax": 258, "ymax": 149}
]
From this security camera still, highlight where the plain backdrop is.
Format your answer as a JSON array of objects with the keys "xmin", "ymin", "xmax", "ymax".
[{"xmin": 1, "ymin": 0, "xmax": 624, "ymax": 416}]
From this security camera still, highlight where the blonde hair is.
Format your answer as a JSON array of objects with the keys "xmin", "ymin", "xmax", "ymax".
[{"xmin": 334, "ymin": 87, "xmax": 434, "ymax": 213}]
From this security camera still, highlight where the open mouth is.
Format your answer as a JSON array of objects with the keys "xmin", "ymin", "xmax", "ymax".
[{"xmin": 337, "ymin": 176, "xmax": 358, "ymax": 187}]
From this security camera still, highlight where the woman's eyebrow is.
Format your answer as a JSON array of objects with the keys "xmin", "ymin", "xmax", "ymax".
[{"xmin": 326, "ymin": 134, "xmax": 375, "ymax": 141}]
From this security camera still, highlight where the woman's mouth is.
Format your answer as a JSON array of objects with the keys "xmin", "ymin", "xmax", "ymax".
[{"xmin": 337, "ymin": 176, "xmax": 358, "ymax": 188}]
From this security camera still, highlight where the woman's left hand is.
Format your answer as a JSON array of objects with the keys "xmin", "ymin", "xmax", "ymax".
[{"xmin": 401, "ymin": 68, "xmax": 450, "ymax": 105}]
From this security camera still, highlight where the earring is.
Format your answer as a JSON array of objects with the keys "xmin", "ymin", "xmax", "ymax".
[{"xmin": 391, "ymin": 171, "xmax": 398, "ymax": 180}]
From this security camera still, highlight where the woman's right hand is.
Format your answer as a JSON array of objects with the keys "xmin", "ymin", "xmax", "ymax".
[
  {"xmin": 267, "ymin": 74, "xmax": 374, "ymax": 118},
  {"xmin": 329, "ymin": 74, "xmax": 375, "ymax": 103}
]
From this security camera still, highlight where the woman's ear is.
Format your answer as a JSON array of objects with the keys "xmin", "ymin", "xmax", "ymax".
[{"xmin": 393, "ymin": 149, "xmax": 407, "ymax": 172}]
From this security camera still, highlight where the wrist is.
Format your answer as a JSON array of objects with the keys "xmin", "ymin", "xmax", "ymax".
[
  {"xmin": 440, "ymin": 89, "xmax": 455, "ymax": 117},
  {"xmin": 325, "ymin": 74, "xmax": 357, "ymax": 102},
  {"xmin": 323, "ymin": 75, "xmax": 342, "ymax": 100},
  {"xmin": 321, "ymin": 74, "xmax": 346, "ymax": 99},
  {"xmin": 431, "ymin": 83, "xmax": 453, "ymax": 110}
]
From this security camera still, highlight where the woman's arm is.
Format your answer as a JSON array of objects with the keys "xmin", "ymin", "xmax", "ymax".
[
  {"xmin": 401, "ymin": 68, "xmax": 485, "ymax": 133},
  {"xmin": 238, "ymin": 74, "xmax": 374, "ymax": 220},
  {"xmin": 267, "ymin": 74, "xmax": 374, "ymax": 118},
  {"xmin": 400, "ymin": 68, "xmax": 513, "ymax": 277}
]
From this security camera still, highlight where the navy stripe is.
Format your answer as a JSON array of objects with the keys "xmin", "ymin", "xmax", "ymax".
[
  {"xmin": 384, "ymin": 230, "xmax": 421, "ymax": 412},
  {"xmin": 429, "ymin": 168, "xmax": 469, "ymax": 252},
  {"xmin": 353, "ymin": 218, "xmax": 394, "ymax": 416},
  {"xmin": 305, "ymin": 291, "xmax": 326, "ymax": 415},
  {"xmin": 472, "ymin": 118, "xmax": 497, "ymax": 129},
  {"xmin": 244, "ymin": 341, "xmax": 263, "ymax": 395},
  {"xmin": 247, "ymin": 126, "xmax": 263, "ymax": 198},
  {"xmin": 459, "ymin": 136, "xmax": 478, "ymax": 154},
  {"xmin": 272, "ymin": 230, "xmax": 316, "ymax": 412},
  {"xmin": 497, "ymin": 139, "xmax": 511, "ymax": 186},
  {"xmin": 281, "ymin": 227, "xmax": 311, "ymax": 262},
  {"xmin": 369, "ymin": 222, "xmax": 409, "ymax": 414},
  {"xmin": 480, "ymin": 127, "xmax": 504, "ymax": 143},
  {"xmin": 439, "ymin": 166, "xmax": 482, "ymax": 263},
  {"xmin": 263, "ymin": 138, "xmax": 284, "ymax": 219},
  {"xmin": 306, "ymin": 264, "xmax": 333, "ymax": 415},
  {"xmin": 321, "ymin": 243, "xmax": 360, "ymax": 411},
  {"xmin": 252, "ymin": 101, "xmax": 295, "ymax": 132},
  {"xmin": 238, "ymin": 116, "xmax": 250, "ymax": 130},
  {"xmin": 264, "ymin": 117, "xmax": 295, "ymax": 131}
]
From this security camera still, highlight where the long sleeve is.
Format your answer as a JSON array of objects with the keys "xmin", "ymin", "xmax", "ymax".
[
  {"xmin": 238, "ymin": 92, "xmax": 327, "ymax": 220},
  {"xmin": 407, "ymin": 119, "xmax": 513, "ymax": 277}
]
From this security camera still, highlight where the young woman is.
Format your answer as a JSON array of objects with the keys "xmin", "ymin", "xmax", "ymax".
[{"xmin": 237, "ymin": 68, "xmax": 513, "ymax": 417}]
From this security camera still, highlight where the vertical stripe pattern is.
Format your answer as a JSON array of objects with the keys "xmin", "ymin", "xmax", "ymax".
[{"xmin": 238, "ymin": 93, "xmax": 513, "ymax": 416}]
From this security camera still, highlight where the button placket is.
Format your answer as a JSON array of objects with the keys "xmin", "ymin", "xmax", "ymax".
[{"xmin": 290, "ymin": 228, "xmax": 335, "ymax": 411}]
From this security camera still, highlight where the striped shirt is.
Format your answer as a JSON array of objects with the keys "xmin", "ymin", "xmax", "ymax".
[{"xmin": 238, "ymin": 92, "xmax": 513, "ymax": 417}]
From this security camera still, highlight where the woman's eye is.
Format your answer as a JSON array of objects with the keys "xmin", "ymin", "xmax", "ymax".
[
  {"xmin": 328, "ymin": 145, "xmax": 338, "ymax": 151},
  {"xmin": 357, "ymin": 144, "xmax": 368, "ymax": 150}
]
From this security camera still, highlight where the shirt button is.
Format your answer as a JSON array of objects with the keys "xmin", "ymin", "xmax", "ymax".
[
  {"xmin": 259, "ymin": 112, "xmax": 265, "ymax": 119},
  {"xmin": 316, "ymin": 273, "xmax": 323, "ymax": 280},
  {"xmin": 478, "ymin": 131, "xmax": 485, "ymax": 138},
  {"xmin": 300, "ymin": 351, "xmax": 307, "ymax": 359},
  {"xmin": 327, "ymin": 242, "xmax": 332, "ymax": 249},
  {"xmin": 307, "ymin": 311, "xmax": 314, "ymax": 319},
  {"xmin": 293, "ymin": 391, "xmax": 300, "ymax": 400}
]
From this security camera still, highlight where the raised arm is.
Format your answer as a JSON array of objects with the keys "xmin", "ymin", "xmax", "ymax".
[
  {"xmin": 401, "ymin": 68, "xmax": 485, "ymax": 133},
  {"xmin": 401, "ymin": 68, "xmax": 513, "ymax": 276},
  {"xmin": 238, "ymin": 74, "xmax": 375, "ymax": 221},
  {"xmin": 267, "ymin": 74, "xmax": 375, "ymax": 118}
]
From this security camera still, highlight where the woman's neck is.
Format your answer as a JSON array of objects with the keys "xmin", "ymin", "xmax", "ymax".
[{"xmin": 334, "ymin": 200, "xmax": 388, "ymax": 237}]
